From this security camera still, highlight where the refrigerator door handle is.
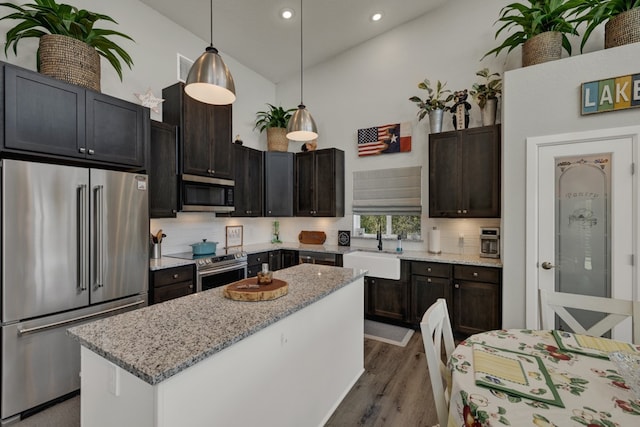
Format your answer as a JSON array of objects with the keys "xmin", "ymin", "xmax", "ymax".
[
  {"xmin": 17, "ymin": 299, "xmax": 146, "ymax": 336},
  {"xmin": 94, "ymin": 184, "xmax": 105, "ymax": 288},
  {"xmin": 78, "ymin": 184, "xmax": 88, "ymax": 291}
]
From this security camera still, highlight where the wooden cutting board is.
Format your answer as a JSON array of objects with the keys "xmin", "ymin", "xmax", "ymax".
[
  {"xmin": 223, "ymin": 278, "xmax": 288, "ymax": 301},
  {"xmin": 298, "ymin": 230, "xmax": 326, "ymax": 244}
]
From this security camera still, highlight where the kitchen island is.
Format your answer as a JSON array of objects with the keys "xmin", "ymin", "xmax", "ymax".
[{"xmin": 67, "ymin": 264, "xmax": 365, "ymax": 427}]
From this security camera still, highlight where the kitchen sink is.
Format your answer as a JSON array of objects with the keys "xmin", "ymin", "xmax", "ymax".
[{"xmin": 342, "ymin": 250, "xmax": 401, "ymax": 280}]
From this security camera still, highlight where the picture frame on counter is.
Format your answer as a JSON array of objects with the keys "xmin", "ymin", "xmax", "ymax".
[{"xmin": 226, "ymin": 225, "xmax": 243, "ymax": 248}]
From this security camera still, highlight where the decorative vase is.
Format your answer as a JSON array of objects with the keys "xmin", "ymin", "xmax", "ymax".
[
  {"xmin": 38, "ymin": 34, "xmax": 101, "ymax": 91},
  {"xmin": 605, "ymin": 8, "xmax": 640, "ymax": 49},
  {"xmin": 428, "ymin": 109, "xmax": 444, "ymax": 133},
  {"xmin": 481, "ymin": 98, "xmax": 498, "ymax": 126},
  {"xmin": 522, "ymin": 31, "xmax": 562, "ymax": 67},
  {"xmin": 266, "ymin": 127, "xmax": 289, "ymax": 152}
]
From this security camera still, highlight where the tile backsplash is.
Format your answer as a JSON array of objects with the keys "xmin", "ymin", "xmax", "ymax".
[{"xmin": 151, "ymin": 213, "xmax": 500, "ymax": 257}]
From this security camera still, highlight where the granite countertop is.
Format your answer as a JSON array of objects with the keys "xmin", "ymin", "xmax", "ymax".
[
  {"xmin": 67, "ymin": 264, "xmax": 365, "ymax": 386},
  {"xmin": 149, "ymin": 256, "xmax": 196, "ymax": 271}
]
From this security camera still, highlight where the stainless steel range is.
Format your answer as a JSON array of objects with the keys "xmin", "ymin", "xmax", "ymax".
[{"xmin": 166, "ymin": 251, "xmax": 248, "ymax": 292}]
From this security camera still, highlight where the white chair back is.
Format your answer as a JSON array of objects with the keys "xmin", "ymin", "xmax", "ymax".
[
  {"xmin": 539, "ymin": 289, "xmax": 640, "ymax": 344},
  {"xmin": 420, "ymin": 298, "xmax": 455, "ymax": 427}
]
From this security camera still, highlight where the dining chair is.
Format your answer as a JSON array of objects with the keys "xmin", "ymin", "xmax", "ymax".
[
  {"xmin": 420, "ymin": 298, "xmax": 455, "ymax": 427},
  {"xmin": 539, "ymin": 289, "xmax": 640, "ymax": 344}
]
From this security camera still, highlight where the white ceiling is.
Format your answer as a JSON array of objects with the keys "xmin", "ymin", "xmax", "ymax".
[{"xmin": 139, "ymin": 0, "xmax": 447, "ymax": 83}]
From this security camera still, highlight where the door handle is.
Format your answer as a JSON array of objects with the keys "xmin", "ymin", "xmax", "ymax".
[
  {"xmin": 541, "ymin": 261, "xmax": 555, "ymax": 270},
  {"xmin": 94, "ymin": 185, "xmax": 105, "ymax": 288},
  {"xmin": 77, "ymin": 184, "xmax": 88, "ymax": 291}
]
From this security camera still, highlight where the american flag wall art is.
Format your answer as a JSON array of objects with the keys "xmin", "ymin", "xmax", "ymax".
[{"xmin": 357, "ymin": 122, "xmax": 411, "ymax": 157}]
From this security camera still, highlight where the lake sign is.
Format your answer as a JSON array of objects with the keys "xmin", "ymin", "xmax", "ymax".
[{"xmin": 581, "ymin": 73, "xmax": 640, "ymax": 115}]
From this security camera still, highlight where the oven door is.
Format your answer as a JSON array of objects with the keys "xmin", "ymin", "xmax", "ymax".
[{"xmin": 197, "ymin": 263, "xmax": 247, "ymax": 292}]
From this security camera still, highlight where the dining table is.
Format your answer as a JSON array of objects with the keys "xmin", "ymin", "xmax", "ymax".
[{"xmin": 447, "ymin": 329, "xmax": 640, "ymax": 427}]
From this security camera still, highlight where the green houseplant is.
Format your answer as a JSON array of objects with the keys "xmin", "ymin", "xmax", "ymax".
[
  {"xmin": 409, "ymin": 79, "xmax": 453, "ymax": 133},
  {"xmin": 570, "ymin": 0, "xmax": 640, "ymax": 50},
  {"xmin": 0, "ymin": 0, "xmax": 134, "ymax": 91},
  {"xmin": 484, "ymin": 0, "xmax": 583, "ymax": 67},
  {"xmin": 469, "ymin": 68, "xmax": 502, "ymax": 126},
  {"xmin": 254, "ymin": 103, "xmax": 296, "ymax": 151}
]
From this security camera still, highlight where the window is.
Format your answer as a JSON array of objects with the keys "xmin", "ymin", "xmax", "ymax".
[
  {"xmin": 353, "ymin": 214, "xmax": 421, "ymax": 240},
  {"xmin": 352, "ymin": 166, "xmax": 422, "ymax": 240}
]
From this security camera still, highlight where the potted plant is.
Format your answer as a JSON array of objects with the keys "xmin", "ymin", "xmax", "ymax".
[
  {"xmin": 483, "ymin": 0, "xmax": 583, "ymax": 67},
  {"xmin": 0, "ymin": 0, "xmax": 134, "ymax": 91},
  {"xmin": 469, "ymin": 68, "xmax": 502, "ymax": 126},
  {"xmin": 570, "ymin": 0, "xmax": 640, "ymax": 50},
  {"xmin": 254, "ymin": 103, "xmax": 296, "ymax": 151},
  {"xmin": 409, "ymin": 79, "xmax": 453, "ymax": 133}
]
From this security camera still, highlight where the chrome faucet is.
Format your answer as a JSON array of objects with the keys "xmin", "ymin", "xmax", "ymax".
[{"xmin": 377, "ymin": 229, "xmax": 383, "ymax": 251}]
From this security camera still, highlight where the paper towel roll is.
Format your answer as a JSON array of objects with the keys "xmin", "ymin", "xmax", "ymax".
[{"xmin": 429, "ymin": 228, "xmax": 441, "ymax": 254}]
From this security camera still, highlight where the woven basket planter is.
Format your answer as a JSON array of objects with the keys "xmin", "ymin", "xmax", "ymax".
[
  {"xmin": 267, "ymin": 127, "xmax": 289, "ymax": 152},
  {"xmin": 522, "ymin": 31, "xmax": 562, "ymax": 67},
  {"xmin": 605, "ymin": 8, "xmax": 640, "ymax": 49},
  {"xmin": 38, "ymin": 34, "xmax": 101, "ymax": 92}
]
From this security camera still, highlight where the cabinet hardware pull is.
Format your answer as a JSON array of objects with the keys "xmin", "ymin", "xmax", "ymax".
[
  {"xmin": 427, "ymin": 267, "xmax": 432, "ymax": 272},
  {"xmin": 18, "ymin": 300, "xmax": 146, "ymax": 335},
  {"xmin": 79, "ymin": 147, "xmax": 86, "ymax": 154},
  {"xmin": 473, "ymin": 272, "xmax": 478, "ymax": 277},
  {"xmin": 88, "ymin": 149, "xmax": 95, "ymax": 155},
  {"xmin": 457, "ymin": 209, "xmax": 462, "ymax": 213},
  {"xmin": 454, "ymin": 283, "xmax": 460, "ymax": 288},
  {"xmin": 427, "ymin": 278, "xmax": 432, "ymax": 283},
  {"xmin": 462, "ymin": 209, "xmax": 467, "ymax": 214},
  {"xmin": 173, "ymin": 274, "xmax": 179, "ymax": 279}
]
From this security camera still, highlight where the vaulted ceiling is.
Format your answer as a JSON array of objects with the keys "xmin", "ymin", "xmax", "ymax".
[{"xmin": 139, "ymin": 0, "xmax": 447, "ymax": 83}]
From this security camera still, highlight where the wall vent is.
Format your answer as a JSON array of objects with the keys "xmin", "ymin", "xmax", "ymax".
[{"xmin": 177, "ymin": 53, "xmax": 194, "ymax": 83}]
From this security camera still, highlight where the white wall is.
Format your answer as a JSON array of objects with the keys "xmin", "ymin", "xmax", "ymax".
[{"xmin": 502, "ymin": 42, "xmax": 640, "ymax": 328}]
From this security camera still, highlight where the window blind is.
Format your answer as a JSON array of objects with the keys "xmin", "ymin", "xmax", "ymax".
[{"xmin": 352, "ymin": 166, "xmax": 422, "ymax": 215}]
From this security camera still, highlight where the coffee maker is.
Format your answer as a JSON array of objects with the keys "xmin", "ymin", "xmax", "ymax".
[{"xmin": 480, "ymin": 227, "xmax": 500, "ymax": 258}]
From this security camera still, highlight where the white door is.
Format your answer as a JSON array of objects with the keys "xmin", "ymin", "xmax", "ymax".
[{"xmin": 525, "ymin": 126, "xmax": 639, "ymax": 342}]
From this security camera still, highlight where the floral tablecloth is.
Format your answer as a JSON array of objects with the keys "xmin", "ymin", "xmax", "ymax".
[{"xmin": 448, "ymin": 329, "xmax": 640, "ymax": 427}]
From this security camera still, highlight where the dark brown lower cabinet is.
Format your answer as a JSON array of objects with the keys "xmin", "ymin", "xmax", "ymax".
[
  {"xmin": 150, "ymin": 264, "xmax": 196, "ymax": 305},
  {"xmin": 452, "ymin": 265, "xmax": 501, "ymax": 335},
  {"xmin": 366, "ymin": 277, "xmax": 408, "ymax": 322},
  {"xmin": 409, "ymin": 261, "xmax": 501, "ymax": 336},
  {"xmin": 410, "ymin": 261, "xmax": 452, "ymax": 324}
]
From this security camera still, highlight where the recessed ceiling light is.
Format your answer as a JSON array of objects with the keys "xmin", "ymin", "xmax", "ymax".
[
  {"xmin": 281, "ymin": 8, "xmax": 294, "ymax": 19},
  {"xmin": 371, "ymin": 12, "xmax": 383, "ymax": 22}
]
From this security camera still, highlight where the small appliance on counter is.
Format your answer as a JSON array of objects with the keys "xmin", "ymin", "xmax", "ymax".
[{"xmin": 480, "ymin": 227, "xmax": 500, "ymax": 258}]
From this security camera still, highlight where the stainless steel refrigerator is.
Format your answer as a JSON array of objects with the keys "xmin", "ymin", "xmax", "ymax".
[{"xmin": 1, "ymin": 159, "xmax": 149, "ymax": 423}]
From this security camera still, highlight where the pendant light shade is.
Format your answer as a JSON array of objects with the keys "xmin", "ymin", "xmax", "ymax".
[
  {"xmin": 286, "ymin": 104, "xmax": 317, "ymax": 141},
  {"xmin": 286, "ymin": 0, "xmax": 317, "ymax": 142},
  {"xmin": 184, "ymin": 0, "xmax": 236, "ymax": 105}
]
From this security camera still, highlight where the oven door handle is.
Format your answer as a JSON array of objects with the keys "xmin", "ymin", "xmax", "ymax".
[{"xmin": 197, "ymin": 262, "xmax": 248, "ymax": 278}]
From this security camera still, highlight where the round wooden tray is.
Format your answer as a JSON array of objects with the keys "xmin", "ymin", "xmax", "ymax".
[{"xmin": 223, "ymin": 278, "xmax": 288, "ymax": 302}]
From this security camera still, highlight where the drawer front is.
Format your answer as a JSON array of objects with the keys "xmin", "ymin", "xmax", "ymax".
[
  {"xmin": 153, "ymin": 265, "xmax": 194, "ymax": 288},
  {"xmin": 453, "ymin": 265, "xmax": 500, "ymax": 283},
  {"xmin": 248, "ymin": 251, "xmax": 268, "ymax": 266},
  {"xmin": 247, "ymin": 264, "xmax": 262, "ymax": 278},
  {"xmin": 153, "ymin": 281, "xmax": 194, "ymax": 304},
  {"xmin": 411, "ymin": 261, "xmax": 450, "ymax": 278}
]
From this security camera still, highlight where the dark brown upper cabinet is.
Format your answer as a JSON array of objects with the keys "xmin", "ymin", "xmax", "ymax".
[
  {"xmin": 231, "ymin": 144, "xmax": 263, "ymax": 217},
  {"xmin": 295, "ymin": 148, "xmax": 345, "ymax": 217},
  {"xmin": 429, "ymin": 124, "xmax": 500, "ymax": 218},
  {"xmin": 162, "ymin": 82, "xmax": 233, "ymax": 180},
  {"xmin": 149, "ymin": 121, "xmax": 178, "ymax": 218},
  {"xmin": 264, "ymin": 151, "xmax": 294, "ymax": 217},
  {"xmin": 3, "ymin": 62, "xmax": 147, "ymax": 169}
]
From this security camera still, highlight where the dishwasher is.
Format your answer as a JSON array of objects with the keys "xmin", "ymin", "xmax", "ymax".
[{"xmin": 298, "ymin": 251, "xmax": 339, "ymax": 266}]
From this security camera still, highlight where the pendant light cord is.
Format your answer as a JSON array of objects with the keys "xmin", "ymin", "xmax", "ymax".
[
  {"xmin": 299, "ymin": 0, "xmax": 304, "ymax": 105},
  {"xmin": 209, "ymin": 0, "xmax": 214, "ymax": 47}
]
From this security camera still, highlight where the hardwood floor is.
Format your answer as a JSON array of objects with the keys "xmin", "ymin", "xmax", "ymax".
[{"xmin": 326, "ymin": 331, "xmax": 438, "ymax": 427}]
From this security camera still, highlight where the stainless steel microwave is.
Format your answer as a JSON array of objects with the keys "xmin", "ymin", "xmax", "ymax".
[{"xmin": 180, "ymin": 174, "xmax": 235, "ymax": 213}]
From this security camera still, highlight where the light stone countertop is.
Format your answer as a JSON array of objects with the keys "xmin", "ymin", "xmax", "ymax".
[
  {"xmin": 67, "ymin": 264, "xmax": 366, "ymax": 385},
  {"xmin": 149, "ymin": 256, "xmax": 196, "ymax": 271}
]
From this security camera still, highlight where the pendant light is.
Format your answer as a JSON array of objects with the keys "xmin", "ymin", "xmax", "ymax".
[
  {"xmin": 185, "ymin": 0, "xmax": 236, "ymax": 105},
  {"xmin": 286, "ymin": 0, "xmax": 318, "ymax": 142}
]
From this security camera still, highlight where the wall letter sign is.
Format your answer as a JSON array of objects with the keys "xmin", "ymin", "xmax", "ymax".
[{"xmin": 581, "ymin": 73, "xmax": 640, "ymax": 115}]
